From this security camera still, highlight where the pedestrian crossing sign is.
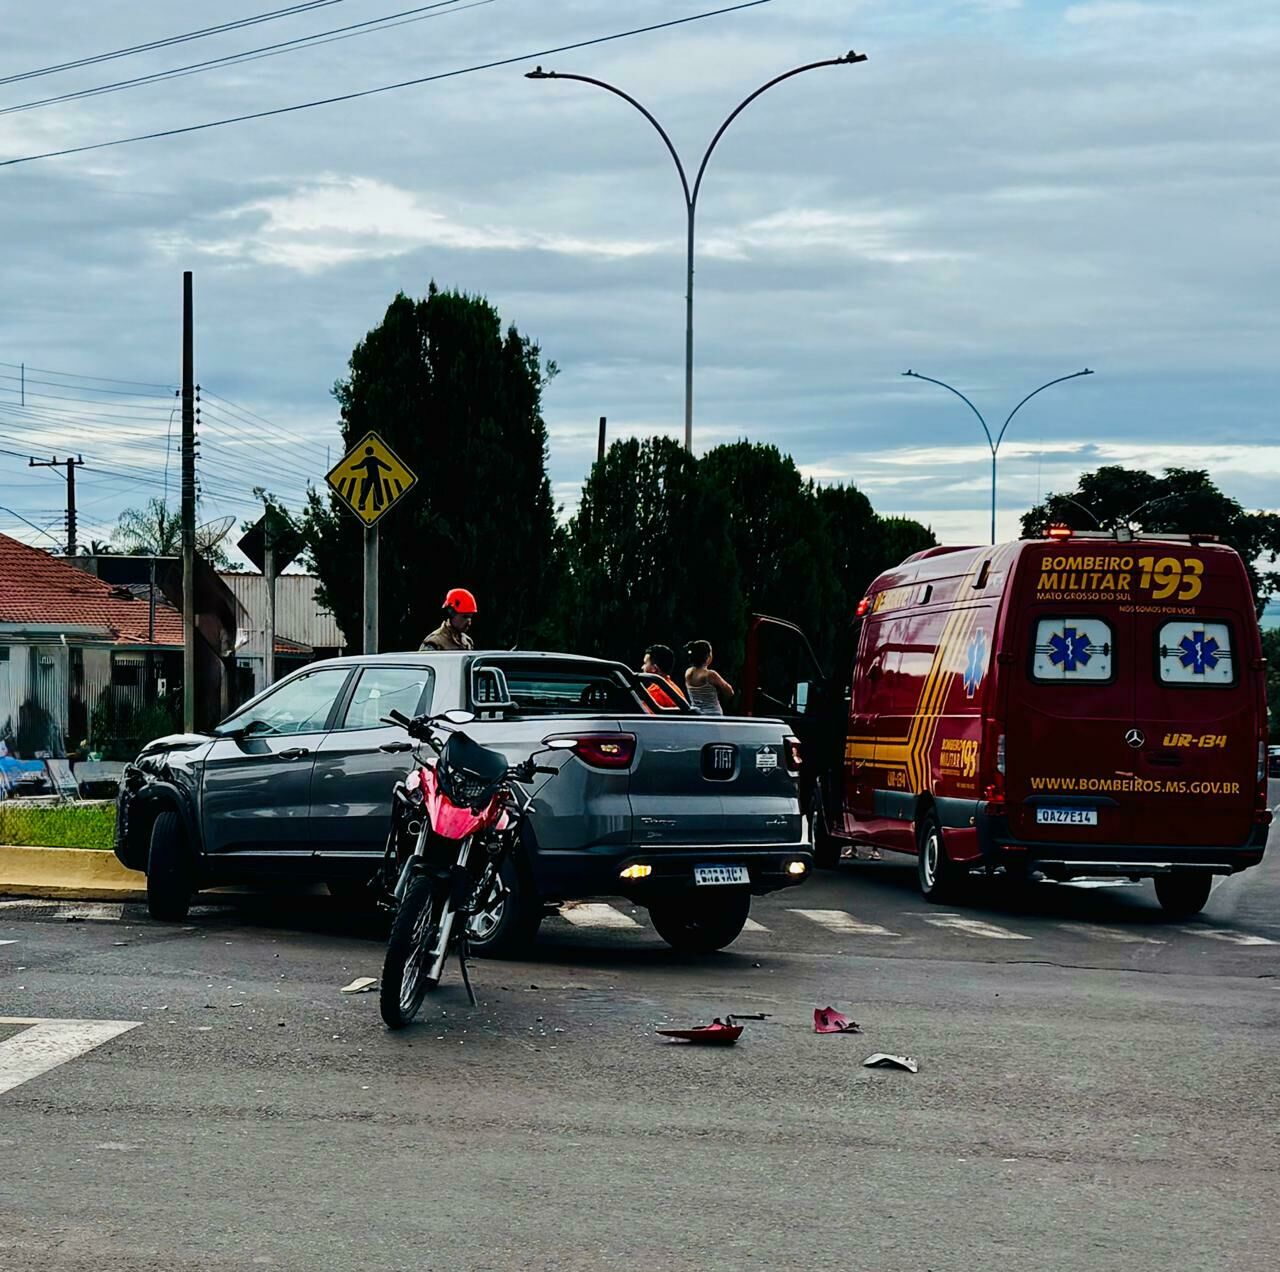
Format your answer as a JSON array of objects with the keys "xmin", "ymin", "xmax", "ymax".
[{"xmin": 325, "ymin": 431, "xmax": 418, "ymax": 527}]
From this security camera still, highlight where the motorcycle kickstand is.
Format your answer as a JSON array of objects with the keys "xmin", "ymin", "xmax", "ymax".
[{"xmin": 457, "ymin": 934, "xmax": 478, "ymax": 1007}]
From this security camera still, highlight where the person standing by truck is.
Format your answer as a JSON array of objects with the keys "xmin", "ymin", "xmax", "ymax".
[
  {"xmin": 685, "ymin": 640, "xmax": 733, "ymax": 714},
  {"xmin": 420, "ymin": 588, "xmax": 477, "ymax": 651},
  {"xmin": 640, "ymin": 643, "xmax": 688, "ymax": 709}
]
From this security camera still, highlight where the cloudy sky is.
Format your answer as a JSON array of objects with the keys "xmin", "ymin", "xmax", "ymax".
[{"xmin": 0, "ymin": 0, "xmax": 1276, "ymax": 566}]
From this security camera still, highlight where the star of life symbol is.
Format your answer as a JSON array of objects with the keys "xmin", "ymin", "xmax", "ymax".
[
  {"xmin": 1047, "ymin": 626, "xmax": 1093, "ymax": 673},
  {"xmin": 963, "ymin": 628, "xmax": 988, "ymax": 699},
  {"xmin": 1178, "ymin": 631, "xmax": 1220, "ymax": 675}
]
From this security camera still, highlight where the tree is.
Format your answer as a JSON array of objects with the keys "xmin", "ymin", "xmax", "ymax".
[
  {"xmin": 301, "ymin": 285, "xmax": 558, "ymax": 651},
  {"xmin": 1022, "ymin": 466, "xmax": 1280, "ymax": 613},
  {"xmin": 114, "ymin": 498, "xmax": 232, "ymax": 569},
  {"xmin": 566, "ymin": 436, "xmax": 743, "ymax": 668},
  {"xmin": 699, "ymin": 442, "xmax": 836, "ymax": 632}
]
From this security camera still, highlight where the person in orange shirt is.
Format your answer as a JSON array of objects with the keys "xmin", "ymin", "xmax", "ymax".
[{"xmin": 640, "ymin": 643, "xmax": 688, "ymax": 710}]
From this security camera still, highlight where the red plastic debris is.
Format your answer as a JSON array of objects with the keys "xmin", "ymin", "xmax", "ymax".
[
  {"xmin": 814, "ymin": 1006, "xmax": 863, "ymax": 1034},
  {"xmin": 657, "ymin": 1018, "xmax": 744, "ymax": 1045}
]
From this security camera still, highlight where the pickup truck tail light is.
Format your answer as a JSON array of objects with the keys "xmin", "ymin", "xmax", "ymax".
[
  {"xmin": 784, "ymin": 735, "xmax": 802, "ymax": 774},
  {"xmin": 571, "ymin": 733, "xmax": 637, "ymax": 770}
]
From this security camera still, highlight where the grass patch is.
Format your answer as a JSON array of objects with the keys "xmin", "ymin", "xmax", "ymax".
[{"xmin": 0, "ymin": 801, "xmax": 117, "ymax": 851}]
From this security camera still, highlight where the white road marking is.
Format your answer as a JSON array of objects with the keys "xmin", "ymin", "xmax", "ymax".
[
  {"xmin": 56, "ymin": 904, "xmax": 123, "ymax": 921},
  {"xmin": 789, "ymin": 909, "xmax": 899, "ymax": 937},
  {"xmin": 742, "ymin": 918, "xmax": 770, "ymax": 933},
  {"xmin": 922, "ymin": 916, "xmax": 1031, "ymax": 940},
  {"xmin": 0, "ymin": 1017, "xmax": 141, "ymax": 1097},
  {"xmin": 0, "ymin": 901, "xmax": 121, "ymax": 921},
  {"xmin": 1060, "ymin": 879, "xmax": 1141, "ymax": 890},
  {"xmin": 557, "ymin": 903, "xmax": 642, "ymax": 930},
  {"xmin": 1056, "ymin": 923, "xmax": 1166, "ymax": 945},
  {"xmin": 1178, "ymin": 927, "xmax": 1277, "ymax": 947},
  {"xmin": 0, "ymin": 940, "xmax": 15, "ymax": 947}
]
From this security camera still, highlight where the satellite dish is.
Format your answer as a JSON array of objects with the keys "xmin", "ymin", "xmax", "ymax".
[{"xmin": 196, "ymin": 516, "xmax": 235, "ymax": 551}]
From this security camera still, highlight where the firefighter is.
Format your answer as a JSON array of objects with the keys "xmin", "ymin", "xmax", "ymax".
[{"xmin": 420, "ymin": 588, "xmax": 477, "ymax": 651}]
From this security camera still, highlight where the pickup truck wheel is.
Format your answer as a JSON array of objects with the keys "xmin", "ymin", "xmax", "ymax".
[
  {"xmin": 809, "ymin": 784, "xmax": 840, "ymax": 870},
  {"xmin": 649, "ymin": 890, "xmax": 751, "ymax": 954},
  {"xmin": 147, "ymin": 810, "xmax": 193, "ymax": 922},
  {"xmin": 1154, "ymin": 871, "xmax": 1213, "ymax": 919},
  {"xmin": 466, "ymin": 856, "xmax": 541, "ymax": 958},
  {"xmin": 916, "ymin": 810, "xmax": 964, "ymax": 904}
]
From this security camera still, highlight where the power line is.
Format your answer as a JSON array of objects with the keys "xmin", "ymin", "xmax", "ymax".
[
  {"xmin": 0, "ymin": 503, "xmax": 64, "ymax": 545},
  {"xmin": 0, "ymin": 2, "xmax": 776, "ymax": 169},
  {"xmin": 0, "ymin": 1, "xmax": 490, "ymax": 119},
  {"xmin": 0, "ymin": 370, "xmax": 174, "ymax": 400},
  {"xmin": 0, "ymin": 360, "xmax": 175, "ymax": 391},
  {"xmin": 0, "ymin": 0, "xmax": 352, "ymax": 88}
]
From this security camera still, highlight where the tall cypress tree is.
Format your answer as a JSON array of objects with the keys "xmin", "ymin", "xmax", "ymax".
[{"xmin": 302, "ymin": 285, "xmax": 558, "ymax": 652}]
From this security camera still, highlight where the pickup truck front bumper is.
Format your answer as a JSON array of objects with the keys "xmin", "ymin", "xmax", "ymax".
[{"xmin": 533, "ymin": 842, "xmax": 814, "ymax": 901}]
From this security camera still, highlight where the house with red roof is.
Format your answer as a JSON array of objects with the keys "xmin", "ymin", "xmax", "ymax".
[{"xmin": 0, "ymin": 533, "xmax": 186, "ymax": 758}]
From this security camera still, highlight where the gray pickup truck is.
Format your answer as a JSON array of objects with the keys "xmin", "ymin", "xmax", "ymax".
[{"xmin": 115, "ymin": 651, "xmax": 812, "ymax": 952}]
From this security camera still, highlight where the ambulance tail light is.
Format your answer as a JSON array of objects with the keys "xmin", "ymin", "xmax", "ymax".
[
  {"xmin": 855, "ymin": 596, "xmax": 872, "ymax": 618},
  {"xmin": 984, "ymin": 728, "xmax": 1006, "ymax": 814},
  {"xmin": 996, "ymin": 732, "xmax": 1006, "ymax": 776},
  {"xmin": 1255, "ymin": 741, "xmax": 1273, "ymax": 825}
]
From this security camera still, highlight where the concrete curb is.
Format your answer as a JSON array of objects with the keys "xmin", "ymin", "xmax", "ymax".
[{"xmin": 0, "ymin": 845, "xmax": 146, "ymax": 901}]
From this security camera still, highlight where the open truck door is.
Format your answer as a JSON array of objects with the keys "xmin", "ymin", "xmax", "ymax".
[{"xmin": 743, "ymin": 614, "xmax": 847, "ymax": 866}]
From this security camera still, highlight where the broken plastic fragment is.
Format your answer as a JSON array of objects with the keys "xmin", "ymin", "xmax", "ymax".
[
  {"xmin": 862, "ymin": 1053, "xmax": 918, "ymax": 1073},
  {"xmin": 656, "ymin": 1018, "xmax": 743, "ymax": 1046},
  {"xmin": 814, "ymin": 1006, "xmax": 863, "ymax": 1034},
  {"xmin": 340, "ymin": 976, "xmax": 379, "ymax": 994}
]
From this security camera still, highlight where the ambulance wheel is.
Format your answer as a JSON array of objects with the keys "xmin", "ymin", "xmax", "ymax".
[
  {"xmin": 1154, "ymin": 872, "xmax": 1212, "ymax": 919},
  {"xmin": 916, "ymin": 810, "xmax": 964, "ymax": 903},
  {"xmin": 808, "ymin": 783, "xmax": 840, "ymax": 870}
]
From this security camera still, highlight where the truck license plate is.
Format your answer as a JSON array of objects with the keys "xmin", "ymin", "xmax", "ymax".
[
  {"xmin": 694, "ymin": 865, "xmax": 750, "ymax": 886},
  {"xmin": 1036, "ymin": 807, "xmax": 1098, "ymax": 826}
]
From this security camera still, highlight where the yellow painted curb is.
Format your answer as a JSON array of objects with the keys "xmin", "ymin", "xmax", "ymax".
[{"xmin": 0, "ymin": 845, "xmax": 146, "ymax": 901}]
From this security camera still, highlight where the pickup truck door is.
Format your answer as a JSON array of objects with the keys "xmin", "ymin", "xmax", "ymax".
[
  {"xmin": 309, "ymin": 664, "xmax": 436, "ymax": 858},
  {"xmin": 201, "ymin": 666, "xmax": 354, "ymax": 857}
]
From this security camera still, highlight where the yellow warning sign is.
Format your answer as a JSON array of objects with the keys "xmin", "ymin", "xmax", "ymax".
[{"xmin": 325, "ymin": 431, "xmax": 417, "ymax": 527}]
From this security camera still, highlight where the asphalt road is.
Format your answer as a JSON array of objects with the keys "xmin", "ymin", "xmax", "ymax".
[{"xmin": 2, "ymin": 846, "xmax": 1279, "ymax": 1271}]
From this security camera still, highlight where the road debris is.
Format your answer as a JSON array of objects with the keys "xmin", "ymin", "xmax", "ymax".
[
  {"xmin": 863, "ymin": 1053, "xmax": 918, "ymax": 1073},
  {"xmin": 657, "ymin": 1018, "xmax": 744, "ymax": 1046},
  {"xmin": 340, "ymin": 976, "xmax": 379, "ymax": 995},
  {"xmin": 814, "ymin": 1006, "xmax": 862, "ymax": 1034}
]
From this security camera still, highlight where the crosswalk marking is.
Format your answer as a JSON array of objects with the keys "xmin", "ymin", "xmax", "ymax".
[
  {"xmin": 742, "ymin": 918, "xmax": 770, "ymax": 933},
  {"xmin": 557, "ymin": 903, "xmax": 641, "ymax": 930},
  {"xmin": 789, "ymin": 909, "xmax": 899, "ymax": 937},
  {"xmin": 1179, "ymin": 927, "xmax": 1277, "ymax": 947},
  {"xmin": 0, "ymin": 901, "xmax": 121, "ymax": 921},
  {"xmin": 1056, "ymin": 923, "xmax": 1165, "ymax": 945},
  {"xmin": 921, "ymin": 915, "xmax": 1031, "ymax": 940},
  {"xmin": 0, "ymin": 1017, "xmax": 141, "ymax": 1097}
]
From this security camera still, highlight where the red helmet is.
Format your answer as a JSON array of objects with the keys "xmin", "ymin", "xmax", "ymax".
[{"xmin": 443, "ymin": 587, "xmax": 478, "ymax": 615}]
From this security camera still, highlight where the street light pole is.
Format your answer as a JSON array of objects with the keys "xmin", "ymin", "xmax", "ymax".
[
  {"xmin": 902, "ymin": 368, "xmax": 1095, "ymax": 544},
  {"xmin": 527, "ymin": 53, "xmax": 867, "ymax": 453}
]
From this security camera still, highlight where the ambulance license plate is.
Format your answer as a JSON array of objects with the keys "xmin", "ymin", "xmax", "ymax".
[
  {"xmin": 1036, "ymin": 807, "xmax": 1098, "ymax": 826},
  {"xmin": 694, "ymin": 865, "xmax": 750, "ymax": 886}
]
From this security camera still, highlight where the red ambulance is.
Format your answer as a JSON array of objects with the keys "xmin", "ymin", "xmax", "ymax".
[{"xmin": 745, "ymin": 528, "xmax": 1271, "ymax": 917}]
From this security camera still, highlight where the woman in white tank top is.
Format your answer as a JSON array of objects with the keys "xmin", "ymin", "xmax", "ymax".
[{"xmin": 684, "ymin": 640, "xmax": 733, "ymax": 715}]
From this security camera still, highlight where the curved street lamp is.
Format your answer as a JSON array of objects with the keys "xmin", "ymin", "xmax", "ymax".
[
  {"xmin": 527, "ymin": 52, "xmax": 867, "ymax": 452},
  {"xmin": 901, "ymin": 368, "xmax": 1095, "ymax": 544}
]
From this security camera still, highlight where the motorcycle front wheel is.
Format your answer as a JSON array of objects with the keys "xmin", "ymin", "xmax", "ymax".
[{"xmin": 380, "ymin": 876, "xmax": 447, "ymax": 1029}]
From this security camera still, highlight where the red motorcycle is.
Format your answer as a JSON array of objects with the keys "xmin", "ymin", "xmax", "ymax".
[{"xmin": 375, "ymin": 708, "xmax": 571, "ymax": 1029}]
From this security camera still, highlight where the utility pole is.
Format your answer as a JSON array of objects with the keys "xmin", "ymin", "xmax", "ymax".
[
  {"xmin": 597, "ymin": 416, "xmax": 607, "ymax": 464},
  {"xmin": 263, "ymin": 506, "xmax": 277, "ymax": 690},
  {"xmin": 28, "ymin": 454, "xmax": 84, "ymax": 555},
  {"xmin": 181, "ymin": 272, "xmax": 196, "ymax": 733}
]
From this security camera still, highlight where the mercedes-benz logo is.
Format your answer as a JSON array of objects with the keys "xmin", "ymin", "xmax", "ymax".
[{"xmin": 1125, "ymin": 728, "xmax": 1145, "ymax": 748}]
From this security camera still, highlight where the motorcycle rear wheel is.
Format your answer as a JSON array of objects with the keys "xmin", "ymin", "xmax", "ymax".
[{"xmin": 380, "ymin": 876, "xmax": 446, "ymax": 1029}]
